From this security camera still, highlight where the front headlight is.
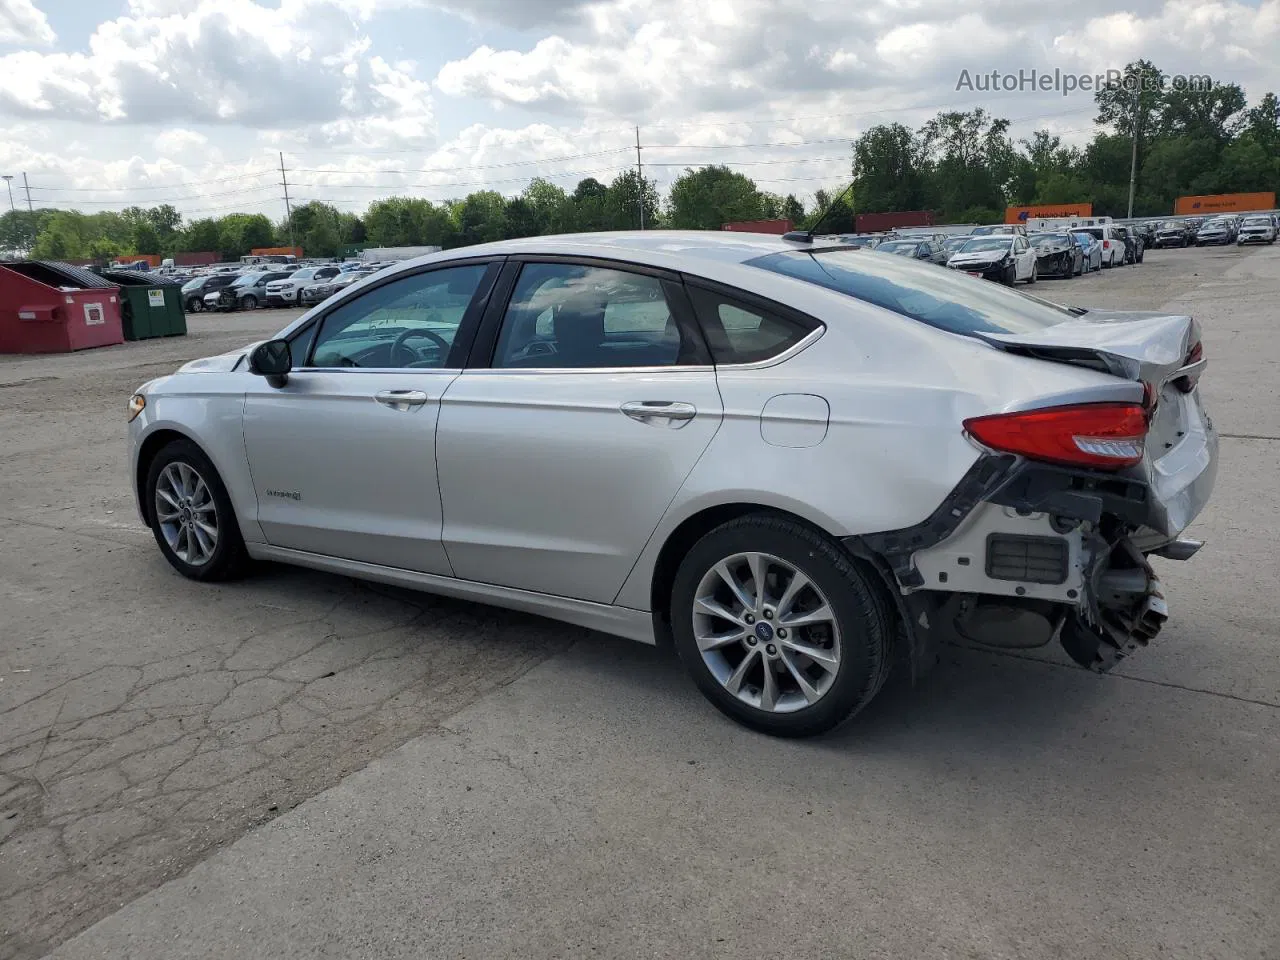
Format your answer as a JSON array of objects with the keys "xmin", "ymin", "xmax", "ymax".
[{"xmin": 127, "ymin": 393, "xmax": 146, "ymax": 422}]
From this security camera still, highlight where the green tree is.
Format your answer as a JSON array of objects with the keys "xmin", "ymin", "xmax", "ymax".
[
  {"xmin": 133, "ymin": 220, "xmax": 160, "ymax": 254},
  {"xmin": 1244, "ymin": 92, "xmax": 1280, "ymax": 152},
  {"xmin": 456, "ymin": 190, "xmax": 507, "ymax": 246},
  {"xmin": 522, "ymin": 178, "xmax": 571, "ymax": 234},
  {"xmin": 920, "ymin": 109, "xmax": 1010, "ymax": 218},
  {"xmin": 781, "ymin": 194, "xmax": 805, "ymax": 224},
  {"xmin": 1159, "ymin": 82, "xmax": 1247, "ymax": 144},
  {"xmin": 851, "ymin": 123, "xmax": 929, "ymax": 212},
  {"xmin": 667, "ymin": 165, "xmax": 768, "ymax": 229},
  {"xmin": 567, "ymin": 177, "xmax": 610, "ymax": 231},
  {"xmin": 217, "ymin": 213, "xmax": 274, "ymax": 259},
  {"xmin": 604, "ymin": 170, "xmax": 660, "ymax": 229},
  {"xmin": 179, "ymin": 218, "xmax": 222, "ymax": 253},
  {"xmin": 32, "ymin": 212, "xmax": 85, "ymax": 259}
]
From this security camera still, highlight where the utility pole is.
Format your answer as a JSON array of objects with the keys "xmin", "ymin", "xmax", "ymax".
[
  {"xmin": 1126, "ymin": 78, "xmax": 1140, "ymax": 219},
  {"xmin": 634, "ymin": 126, "xmax": 645, "ymax": 230},
  {"xmin": 1, "ymin": 176, "xmax": 13, "ymax": 216},
  {"xmin": 22, "ymin": 172, "xmax": 33, "ymax": 212},
  {"xmin": 1, "ymin": 176, "xmax": 13, "ymax": 255},
  {"xmin": 279, "ymin": 152, "xmax": 295, "ymax": 249}
]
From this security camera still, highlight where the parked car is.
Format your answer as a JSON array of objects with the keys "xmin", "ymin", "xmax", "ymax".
[
  {"xmin": 1195, "ymin": 218, "xmax": 1235, "ymax": 246},
  {"xmin": 835, "ymin": 234, "xmax": 890, "ymax": 249},
  {"xmin": 872, "ymin": 238, "xmax": 950, "ymax": 265},
  {"xmin": 300, "ymin": 269, "xmax": 377, "ymax": 306},
  {"xmin": 946, "ymin": 235, "xmax": 1038, "ymax": 284},
  {"xmin": 1236, "ymin": 214, "xmax": 1277, "ymax": 245},
  {"xmin": 1152, "ymin": 220, "xmax": 1192, "ymax": 248},
  {"xmin": 265, "ymin": 266, "xmax": 341, "ymax": 307},
  {"xmin": 1112, "ymin": 226, "xmax": 1144, "ymax": 264},
  {"xmin": 940, "ymin": 236, "xmax": 970, "ymax": 258},
  {"xmin": 206, "ymin": 271, "xmax": 295, "ymax": 311},
  {"xmin": 1070, "ymin": 226, "xmax": 1126, "ymax": 268},
  {"xmin": 126, "ymin": 231, "xmax": 1217, "ymax": 737},
  {"xmin": 181, "ymin": 274, "xmax": 237, "ymax": 313},
  {"xmin": 1029, "ymin": 232, "xmax": 1083, "ymax": 278},
  {"xmin": 1070, "ymin": 231, "xmax": 1103, "ymax": 273}
]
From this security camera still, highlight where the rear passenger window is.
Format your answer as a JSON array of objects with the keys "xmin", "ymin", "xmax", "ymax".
[{"xmin": 687, "ymin": 287, "xmax": 817, "ymax": 365}]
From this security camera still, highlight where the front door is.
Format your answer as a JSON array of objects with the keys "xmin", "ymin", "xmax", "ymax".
[
  {"xmin": 436, "ymin": 260, "xmax": 723, "ymax": 603},
  {"xmin": 242, "ymin": 261, "xmax": 497, "ymax": 575}
]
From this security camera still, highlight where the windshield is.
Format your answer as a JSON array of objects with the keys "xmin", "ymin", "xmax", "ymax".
[
  {"xmin": 748, "ymin": 249, "xmax": 1071, "ymax": 336},
  {"xmin": 941, "ymin": 237, "xmax": 967, "ymax": 251},
  {"xmin": 969, "ymin": 226, "xmax": 1010, "ymax": 236},
  {"xmin": 1032, "ymin": 234, "xmax": 1070, "ymax": 246},
  {"xmin": 1073, "ymin": 228, "xmax": 1103, "ymax": 240},
  {"xmin": 232, "ymin": 273, "xmax": 266, "ymax": 288},
  {"xmin": 1160, "ymin": 221, "xmax": 1185, "ymax": 230},
  {"xmin": 1242, "ymin": 216, "xmax": 1271, "ymax": 225},
  {"xmin": 180, "ymin": 278, "xmax": 202, "ymax": 292},
  {"xmin": 958, "ymin": 237, "xmax": 1012, "ymax": 253},
  {"xmin": 839, "ymin": 236, "xmax": 881, "ymax": 248},
  {"xmin": 289, "ymin": 268, "xmax": 319, "ymax": 281}
]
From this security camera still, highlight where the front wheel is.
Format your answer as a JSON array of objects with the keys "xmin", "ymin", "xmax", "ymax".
[
  {"xmin": 239, "ymin": 295, "xmax": 258, "ymax": 310},
  {"xmin": 670, "ymin": 514, "xmax": 893, "ymax": 737},
  {"xmin": 145, "ymin": 439, "xmax": 249, "ymax": 581},
  {"xmin": 186, "ymin": 298, "xmax": 203, "ymax": 313}
]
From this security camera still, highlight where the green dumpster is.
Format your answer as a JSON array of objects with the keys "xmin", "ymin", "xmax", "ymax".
[{"xmin": 100, "ymin": 271, "xmax": 187, "ymax": 340}]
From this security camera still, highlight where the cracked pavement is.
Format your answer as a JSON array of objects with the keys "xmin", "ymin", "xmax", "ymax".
[
  {"xmin": 4, "ymin": 248, "xmax": 1280, "ymax": 960},
  {"xmin": 0, "ymin": 309, "xmax": 575, "ymax": 959}
]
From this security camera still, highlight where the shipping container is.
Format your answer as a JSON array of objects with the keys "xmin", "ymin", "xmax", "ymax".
[
  {"xmin": 1173, "ymin": 192, "xmax": 1276, "ymax": 215},
  {"xmin": 1005, "ymin": 203, "xmax": 1093, "ymax": 224},
  {"xmin": 721, "ymin": 219, "xmax": 794, "ymax": 234},
  {"xmin": 251, "ymin": 246, "xmax": 305, "ymax": 260},
  {"xmin": 854, "ymin": 211, "xmax": 934, "ymax": 233},
  {"xmin": 175, "ymin": 251, "xmax": 219, "ymax": 267}
]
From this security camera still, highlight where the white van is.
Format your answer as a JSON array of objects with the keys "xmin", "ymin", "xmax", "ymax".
[
  {"xmin": 1069, "ymin": 224, "xmax": 1127, "ymax": 268},
  {"xmin": 1027, "ymin": 215, "xmax": 1113, "ymax": 232}
]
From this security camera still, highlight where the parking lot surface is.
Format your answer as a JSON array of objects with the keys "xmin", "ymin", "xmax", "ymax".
[{"xmin": 3, "ymin": 249, "xmax": 1279, "ymax": 960}]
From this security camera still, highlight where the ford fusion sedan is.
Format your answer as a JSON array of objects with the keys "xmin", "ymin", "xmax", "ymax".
[
  {"xmin": 946, "ymin": 235, "xmax": 1038, "ymax": 284},
  {"xmin": 127, "ymin": 231, "xmax": 1216, "ymax": 737}
]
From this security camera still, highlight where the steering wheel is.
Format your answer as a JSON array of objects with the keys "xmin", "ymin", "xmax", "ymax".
[{"xmin": 390, "ymin": 328, "xmax": 450, "ymax": 367}]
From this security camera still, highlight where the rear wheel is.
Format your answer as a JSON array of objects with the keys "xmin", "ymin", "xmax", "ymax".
[
  {"xmin": 670, "ymin": 514, "xmax": 892, "ymax": 737},
  {"xmin": 186, "ymin": 298, "xmax": 203, "ymax": 313},
  {"xmin": 239, "ymin": 294, "xmax": 258, "ymax": 310},
  {"xmin": 1027, "ymin": 263, "xmax": 1037, "ymax": 284},
  {"xmin": 145, "ymin": 439, "xmax": 249, "ymax": 582}
]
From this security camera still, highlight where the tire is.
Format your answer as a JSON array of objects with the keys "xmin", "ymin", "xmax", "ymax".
[
  {"xmin": 145, "ymin": 439, "xmax": 249, "ymax": 582},
  {"xmin": 669, "ymin": 514, "xmax": 893, "ymax": 737},
  {"xmin": 239, "ymin": 295, "xmax": 258, "ymax": 311},
  {"xmin": 1027, "ymin": 264, "xmax": 1037, "ymax": 284},
  {"xmin": 1003, "ymin": 265, "xmax": 1016, "ymax": 285},
  {"xmin": 186, "ymin": 298, "xmax": 203, "ymax": 313}
]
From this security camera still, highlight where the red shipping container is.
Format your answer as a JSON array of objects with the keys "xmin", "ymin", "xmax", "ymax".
[
  {"xmin": 0, "ymin": 262, "xmax": 124, "ymax": 354},
  {"xmin": 721, "ymin": 219, "xmax": 794, "ymax": 234}
]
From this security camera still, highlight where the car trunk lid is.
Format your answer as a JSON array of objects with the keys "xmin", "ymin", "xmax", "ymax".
[{"xmin": 980, "ymin": 310, "xmax": 1211, "ymax": 531}]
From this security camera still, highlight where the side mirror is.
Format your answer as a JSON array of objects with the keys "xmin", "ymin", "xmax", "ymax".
[{"xmin": 249, "ymin": 339, "xmax": 291, "ymax": 389}]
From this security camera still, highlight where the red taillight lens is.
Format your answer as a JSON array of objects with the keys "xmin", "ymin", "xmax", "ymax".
[
  {"xmin": 964, "ymin": 403, "xmax": 1148, "ymax": 470},
  {"xmin": 1174, "ymin": 340, "xmax": 1203, "ymax": 393}
]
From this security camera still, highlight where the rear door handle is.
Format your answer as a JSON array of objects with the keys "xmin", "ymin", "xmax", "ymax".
[
  {"xmin": 620, "ymin": 400, "xmax": 697, "ymax": 428},
  {"xmin": 375, "ymin": 389, "xmax": 428, "ymax": 411}
]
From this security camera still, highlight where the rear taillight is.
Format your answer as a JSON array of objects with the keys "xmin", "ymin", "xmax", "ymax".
[
  {"xmin": 1103, "ymin": 240, "xmax": 1110, "ymax": 249},
  {"xmin": 1174, "ymin": 340, "xmax": 1203, "ymax": 393},
  {"xmin": 963, "ymin": 403, "xmax": 1148, "ymax": 470}
]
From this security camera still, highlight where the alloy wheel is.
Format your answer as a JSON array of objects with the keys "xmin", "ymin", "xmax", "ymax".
[
  {"xmin": 155, "ymin": 461, "xmax": 219, "ymax": 567},
  {"xmin": 692, "ymin": 552, "xmax": 841, "ymax": 713}
]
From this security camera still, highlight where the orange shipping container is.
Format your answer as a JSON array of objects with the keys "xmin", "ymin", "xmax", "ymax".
[
  {"xmin": 1005, "ymin": 203, "xmax": 1092, "ymax": 224},
  {"xmin": 1173, "ymin": 192, "xmax": 1276, "ymax": 215}
]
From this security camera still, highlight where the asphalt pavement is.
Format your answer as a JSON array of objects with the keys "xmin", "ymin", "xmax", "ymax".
[{"xmin": 2, "ymin": 247, "xmax": 1278, "ymax": 960}]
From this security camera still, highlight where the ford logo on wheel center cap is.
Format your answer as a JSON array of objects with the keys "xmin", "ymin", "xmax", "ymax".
[{"xmin": 754, "ymin": 621, "xmax": 774, "ymax": 642}]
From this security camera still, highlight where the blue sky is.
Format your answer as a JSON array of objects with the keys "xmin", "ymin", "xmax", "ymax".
[{"xmin": 1, "ymin": 0, "xmax": 1277, "ymax": 217}]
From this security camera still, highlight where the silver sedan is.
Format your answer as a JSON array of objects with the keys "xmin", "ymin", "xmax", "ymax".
[{"xmin": 128, "ymin": 232, "xmax": 1216, "ymax": 736}]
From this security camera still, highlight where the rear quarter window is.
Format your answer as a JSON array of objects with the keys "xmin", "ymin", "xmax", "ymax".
[
  {"xmin": 748, "ymin": 248, "xmax": 1073, "ymax": 337},
  {"xmin": 686, "ymin": 286, "xmax": 818, "ymax": 364}
]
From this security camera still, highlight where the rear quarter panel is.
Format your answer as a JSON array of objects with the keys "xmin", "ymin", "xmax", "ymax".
[{"xmin": 613, "ymin": 274, "xmax": 1137, "ymax": 611}]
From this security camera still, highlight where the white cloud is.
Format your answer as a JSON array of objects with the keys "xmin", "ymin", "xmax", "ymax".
[
  {"xmin": 0, "ymin": 0, "xmax": 55, "ymax": 46},
  {"xmin": 0, "ymin": 0, "xmax": 435, "ymax": 146}
]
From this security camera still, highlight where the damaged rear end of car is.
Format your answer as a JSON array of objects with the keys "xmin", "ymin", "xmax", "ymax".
[{"xmin": 860, "ymin": 308, "xmax": 1216, "ymax": 673}]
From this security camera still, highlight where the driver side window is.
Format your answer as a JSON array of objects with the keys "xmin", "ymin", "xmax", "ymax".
[{"xmin": 307, "ymin": 264, "xmax": 488, "ymax": 369}]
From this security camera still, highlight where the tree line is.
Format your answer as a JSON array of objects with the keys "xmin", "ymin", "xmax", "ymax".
[{"xmin": 2, "ymin": 60, "xmax": 1276, "ymax": 263}]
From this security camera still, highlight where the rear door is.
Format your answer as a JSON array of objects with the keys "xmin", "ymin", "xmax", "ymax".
[{"xmin": 435, "ymin": 258, "xmax": 723, "ymax": 603}]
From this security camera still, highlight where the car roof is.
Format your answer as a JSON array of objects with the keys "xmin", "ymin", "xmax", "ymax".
[{"xmin": 382, "ymin": 231, "xmax": 843, "ymax": 276}]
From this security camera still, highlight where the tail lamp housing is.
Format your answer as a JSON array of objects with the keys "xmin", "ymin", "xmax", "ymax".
[{"xmin": 964, "ymin": 403, "xmax": 1148, "ymax": 470}]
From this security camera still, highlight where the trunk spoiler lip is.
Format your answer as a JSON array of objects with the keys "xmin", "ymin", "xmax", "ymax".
[{"xmin": 973, "ymin": 309, "xmax": 1201, "ymax": 383}]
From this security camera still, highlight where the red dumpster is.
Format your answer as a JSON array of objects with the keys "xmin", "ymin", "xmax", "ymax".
[{"xmin": 0, "ymin": 261, "xmax": 124, "ymax": 354}]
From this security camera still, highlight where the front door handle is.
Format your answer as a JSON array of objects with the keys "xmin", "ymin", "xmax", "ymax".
[
  {"xmin": 375, "ymin": 389, "xmax": 428, "ymax": 411},
  {"xmin": 620, "ymin": 400, "xmax": 697, "ymax": 429}
]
